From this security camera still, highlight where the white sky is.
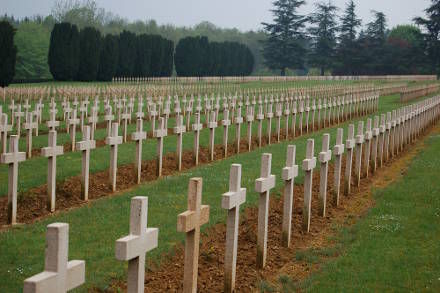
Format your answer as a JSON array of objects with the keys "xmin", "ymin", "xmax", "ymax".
[{"xmin": 1, "ymin": 0, "xmax": 431, "ymax": 31}]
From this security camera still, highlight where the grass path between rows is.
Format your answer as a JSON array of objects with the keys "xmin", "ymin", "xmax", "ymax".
[
  {"xmin": 267, "ymin": 124, "xmax": 440, "ymax": 292},
  {"xmin": 0, "ymin": 94, "xmax": 431, "ymax": 292}
]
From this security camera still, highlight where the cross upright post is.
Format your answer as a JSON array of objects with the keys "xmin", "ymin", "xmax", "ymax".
[
  {"xmin": 332, "ymin": 128, "xmax": 344, "ymax": 206},
  {"xmin": 302, "ymin": 139, "xmax": 317, "ymax": 232},
  {"xmin": 222, "ymin": 164, "xmax": 246, "ymax": 292},
  {"xmin": 319, "ymin": 134, "xmax": 332, "ymax": 217},
  {"xmin": 177, "ymin": 178, "xmax": 210, "ymax": 293},
  {"xmin": 131, "ymin": 118, "xmax": 147, "ymax": 184},
  {"xmin": 1, "ymin": 135, "xmax": 26, "ymax": 225},
  {"xmin": 344, "ymin": 124, "xmax": 355, "ymax": 196},
  {"xmin": 76, "ymin": 126, "xmax": 96, "ymax": 201},
  {"xmin": 281, "ymin": 145, "xmax": 298, "ymax": 247},
  {"xmin": 42, "ymin": 130, "xmax": 64, "ymax": 212},
  {"xmin": 116, "ymin": 197, "xmax": 158, "ymax": 293},
  {"xmin": 106, "ymin": 122, "xmax": 122, "ymax": 192},
  {"xmin": 23, "ymin": 223, "xmax": 85, "ymax": 293},
  {"xmin": 255, "ymin": 153, "xmax": 276, "ymax": 269}
]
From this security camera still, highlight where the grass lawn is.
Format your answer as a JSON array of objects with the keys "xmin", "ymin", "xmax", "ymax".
[
  {"xmin": 0, "ymin": 82, "xmax": 434, "ymax": 292},
  {"xmin": 272, "ymin": 125, "xmax": 440, "ymax": 292}
]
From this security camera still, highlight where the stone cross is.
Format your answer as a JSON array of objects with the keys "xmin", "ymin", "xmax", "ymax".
[
  {"xmin": 246, "ymin": 106, "xmax": 255, "ymax": 151},
  {"xmin": 384, "ymin": 112, "xmax": 392, "ymax": 162},
  {"xmin": 173, "ymin": 115, "xmax": 186, "ymax": 171},
  {"xmin": 42, "ymin": 130, "xmax": 64, "ymax": 212},
  {"xmin": 298, "ymin": 99, "xmax": 304, "ymax": 135},
  {"xmin": 0, "ymin": 113, "xmax": 11, "ymax": 154},
  {"xmin": 291, "ymin": 101, "xmax": 297, "ymax": 137},
  {"xmin": 23, "ymin": 223, "xmax": 85, "ymax": 293},
  {"xmin": 317, "ymin": 99, "xmax": 322, "ymax": 129},
  {"xmin": 23, "ymin": 112, "xmax": 37, "ymax": 158},
  {"xmin": 153, "ymin": 117, "xmax": 167, "ymax": 177},
  {"xmin": 319, "ymin": 134, "xmax": 332, "ymax": 217},
  {"xmin": 177, "ymin": 178, "xmax": 210, "ymax": 293},
  {"xmin": 371, "ymin": 116, "xmax": 380, "ymax": 174},
  {"xmin": 284, "ymin": 102, "xmax": 290, "ymax": 139},
  {"xmin": 256, "ymin": 105, "xmax": 264, "ymax": 147},
  {"xmin": 14, "ymin": 105, "xmax": 24, "ymax": 136},
  {"xmin": 1, "ymin": 135, "xmax": 26, "ymax": 225},
  {"xmin": 222, "ymin": 164, "xmax": 246, "ymax": 292},
  {"xmin": 47, "ymin": 107, "xmax": 60, "ymax": 131},
  {"xmin": 88, "ymin": 107, "xmax": 99, "ymax": 140},
  {"xmin": 207, "ymin": 111, "xmax": 217, "ymax": 161},
  {"xmin": 332, "ymin": 128, "xmax": 344, "ymax": 206},
  {"xmin": 378, "ymin": 114, "xmax": 386, "ymax": 167},
  {"xmin": 104, "ymin": 105, "xmax": 114, "ymax": 137},
  {"xmin": 275, "ymin": 103, "xmax": 282, "ymax": 141},
  {"xmin": 116, "ymin": 197, "xmax": 158, "ymax": 293},
  {"xmin": 76, "ymin": 126, "xmax": 96, "ymax": 201},
  {"xmin": 354, "ymin": 121, "xmax": 364, "ymax": 187},
  {"xmin": 305, "ymin": 99, "xmax": 310, "ymax": 133},
  {"xmin": 302, "ymin": 139, "xmax": 317, "ymax": 232},
  {"xmin": 79, "ymin": 103, "xmax": 87, "ymax": 130},
  {"xmin": 68, "ymin": 109, "xmax": 80, "ymax": 151},
  {"xmin": 122, "ymin": 107, "xmax": 131, "ymax": 143},
  {"xmin": 281, "ymin": 145, "xmax": 298, "ymax": 247},
  {"xmin": 106, "ymin": 122, "xmax": 122, "ymax": 192},
  {"xmin": 234, "ymin": 106, "xmax": 243, "ymax": 153},
  {"xmin": 222, "ymin": 109, "xmax": 231, "ymax": 157},
  {"xmin": 266, "ymin": 104, "xmax": 273, "ymax": 144},
  {"xmin": 363, "ymin": 118, "xmax": 373, "ymax": 178},
  {"xmin": 191, "ymin": 112, "xmax": 203, "ymax": 166},
  {"xmin": 255, "ymin": 153, "xmax": 276, "ymax": 268},
  {"xmin": 344, "ymin": 124, "xmax": 355, "ymax": 196},
  {"xmin": 132, "ymin": 118, "xmax": 147, "ymax": 184},
  {"xmin": 9, "ymin": 99, "xmax": 16, "ymax": 126}
]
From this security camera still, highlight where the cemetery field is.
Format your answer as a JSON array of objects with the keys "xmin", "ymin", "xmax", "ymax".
[
  {"xmin": 0, "ymin": 87, "xmax": 437, "ymax": 291},
  {"xmin": 276, "ymin": 123, "xmax": 440, "ymax": 292}
]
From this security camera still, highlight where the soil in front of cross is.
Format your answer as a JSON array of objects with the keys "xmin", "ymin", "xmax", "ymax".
[{"xmin": 105, "ymin": 126, "xmax": 427, "ymax": 292}]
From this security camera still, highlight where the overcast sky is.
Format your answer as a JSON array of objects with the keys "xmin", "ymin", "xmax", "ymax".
[{"xmin": 1, "ymin": 0, "xmax": 431, "ymax": 31}]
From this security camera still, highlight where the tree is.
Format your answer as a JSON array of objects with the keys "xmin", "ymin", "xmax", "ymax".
[
  {"xmin": 308, "ymin": 1, "xmax": 338, "ymax": 75},
  {"xmin": 334, "ymin": 0, "xmax": 361, "ymax": 75},
  {"xmin": 0, "ymin": 20, "xmax": 17, "ymax": 86},
  {"xmin": 48, "ymin": 22, "xmax": 79, "ymax": 80},
  {"xmin": 77, "ymin": 26, "xmax": 101, "ymax": 81},
  {"xmin": 135, "ymin": 33, "xmax": 153, "ymax": 77},
  {"xmin": 387, "ymin": 25, "xmax": 428, "ymax": 74},
  {"xmin": 117, "ymin": 30, "xmax": 137, "ymax": 77},
  {"xmin": 97, "ymin": 34, "xmax": 119, "ymax": 81},
  {"xmin": 414, "ymin": 0, "xmax": 440, "ymax": 75},
  {"xmin": 261, "ymin": 0, "xmax": 308, "ymax": 75}
]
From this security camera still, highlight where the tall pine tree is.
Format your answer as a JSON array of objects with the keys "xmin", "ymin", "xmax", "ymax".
[
  {"xmin": 97, "ymin": 34, "xmax": 119, "ymax": 81},
  {"xmin": 308, "ymin": 1, "xmax": 338, "ymax": 75},
  {"xmin": 77, "ymin": 26, "xmax": 102, "ymax": 81},
  {"xmin": 0, "ymin": 21, "xmax": 17, "ymax": 87},
  {"xmin": 414, "ymin": 0, "xmax": 440, "ymax": 75},
  {"xmin": 261, "ymin": 0, "xmax": 308, "ymax": 75},
  {"xmin": 334, "ymin": 0, "xmax": 361, "ymax": 75}
]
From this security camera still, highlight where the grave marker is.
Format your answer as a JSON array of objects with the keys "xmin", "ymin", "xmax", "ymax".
[
  {"xmin": 354, "ymin": 121, "xmax": 364, "ymax": 187},
  {"xmin": 76, "ymin": 126, "xmax": 96, "ymax": 201},
  {"xmin": 344, "ymin": 124, "xmax": 355, "ymax": 196},
  {"xmin": 23, "ymin": 223, "xmax": 85, "ymax": 293},
  {"xmin": 41, "ymin": 130, "xmax": 64, "ymax": 212},
  {"xmin": 222, "ymin": 164, "xmax": 246, "ymax": 292},
  {"xmin": 318, "ymin": 134, "xmax": 332, "ymax": 216},
  {"xmin": 281, "ymin": 145, "xmax": 298, "ymax": 247},
  {"xmin": 192, "ymin": 112, "xmax": 203, "ymax": 165},
  {"xmin": 302, "ymin": 139, "xmax": 317, "ymax": 232},
  {"xmin": 177, "ymin": 178, "xmax": 210, "ymax": 293},
  {"xmin": 332, "ymin": 128, "xmax": 344, "ymax": 206},
  {"xmin": 173, "ymin": 115, "xmax": 186, "ymax": 171},
  {"xmin": 255, "ymin": 153, "xmax": 276, "ymax": 268},
  {"xmin": 106, "ymin": 122, "xmax": 122, "ymax": 192},
  {"xmin": 116, "ymin": 197, "xmax": 158, "ymax": 293},
  {"xmin": 131, "ymin": 118, "xmax": 147, "ymax": 184},
  {"xmin": 153, "ymin": 117, "xmax": 167, "ymax": 177},
  {"xmin": 222, "ymin": 109, "xmax": 231, "ymax": 157}
]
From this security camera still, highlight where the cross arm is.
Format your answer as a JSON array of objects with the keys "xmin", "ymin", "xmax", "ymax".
[
  {"xmin": 177, "ymin": 205, "xmax": 210, "ymax": 233},
  {"xmin": 318, "ymin": 150, "xmax": 332, "ymax": 163},
  {"xmin": 302, "ymin": 157, "xmax": 317, "ymax": 171},
  {"xmin": 222, "ymin": 188, "xmax": 246, "ymax": 210},
  {"xmin": 66, "ymin": 260, "xmax": 86, "ymax": 291},
  {"xmin": 76, "ymin": 140, "xmax": 96, "ymax": 151},
  {"xmin": 131, "ymin": 131, "xmax": 146, "ymax": 141},
  {"xmin": 41, "ymin": 146, "xmax": 64, "ymax": 157},
  {"xmin": 255, "ymin": 174, "xmax": 275, "ymax": 193},
  {"xmin": 106, "ymin": 136, "xmax": 123, "ymax": 145},
  {"xmin": 282, "ymin": 165, "xmax": 298, "ymax": 181},
  {"xmin": 115, "ymin": 228, "xmax": 158, "ymax": 261},
  {"xmin": 1, "ymin": 152, "xmax": 26, "ymax": 164}
]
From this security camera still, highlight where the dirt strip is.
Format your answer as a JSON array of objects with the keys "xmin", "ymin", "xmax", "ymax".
[
  {"xmin": 104, "ymin": 123, "xmax": 435, "ymax": 292},
  {"xmin": 0, "ymin": 112, "xmax": 369, "ymax": 227}
]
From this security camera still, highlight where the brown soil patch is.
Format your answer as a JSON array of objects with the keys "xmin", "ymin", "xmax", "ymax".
[{"xmin": 104, "ymin": 124, "xmax": 436, "ymax": 292}]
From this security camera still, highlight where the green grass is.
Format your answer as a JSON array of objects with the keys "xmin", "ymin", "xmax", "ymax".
[
  {"xmin": 0, "ymin": 81, "xmax": 434, "ymax": 291},
  {"xmin": 274, "ymin": 127, "xmax": 440, "ymax": 292}
]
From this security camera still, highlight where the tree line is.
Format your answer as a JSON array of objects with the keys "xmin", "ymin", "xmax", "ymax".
[
  {"xmin": 174, "ymin": 36, "xmax": 254, "ymax": 77},
  {"xmin": 48, "ymin": 23, "xmax": 174, "ymax": 81},
  {"xmin": 262, "ymin": 0, "xmax": 440, "ymax": 76}
]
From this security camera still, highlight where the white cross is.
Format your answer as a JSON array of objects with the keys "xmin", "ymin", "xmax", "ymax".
[
  {"xmin": 153, "ymin": 117, "xmax": 167, "ymax": 177},
  {"xmin": 0, "ymin": 113, "xmax": 12, "ymax": 154},
  {"xmin": 106, "ymin": 122, "xmax": 122, "ymax": 192},
  {"xmin": 222, "ymin": 109, "xmax": 231, "ymax": 157},
  {"xmin": 222, "ymin": 164, "xmax": 247, "ymax": 292},
  {"xmin": 76, "ymin": 126, "xmax": 96, "ymax": 201},
  {"xmin": 116, "ymin": 197, "xmax": 158, "ymax": 293},
  {"xmin": 192, "ymin": 112, "xmax": 203, "ymax": 165},
  {"xmin": 132, "ymin": 118, "xmax": 147, "ymax": 184},
  {"xmin": 255, "ymin": 153, "xmax": 276, "ymax": 268},
  {"xmin": 318, "ymin": 133, "xmax": 332, "ymax": 217},
  {"xmin": 302, "ymin": 139, "xmax": 317, "ymax": 232},
  {"xmin": 42, "ymin": 130, "xmax": 64, "ymax": 212},
  {"xmin": 281, "ymin": 145, "xmax": 298, "ymax": 247},
  {"xmin": 23, "ymin": 223, "xmax": 85, "ymax": 293},
  {"xmin": 333, "ymin": 128, "xmax": 344, "ymax": 206},
  {"xmin": 1, "ymin": 135, "xmax": 26, "ymax": 225}
]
